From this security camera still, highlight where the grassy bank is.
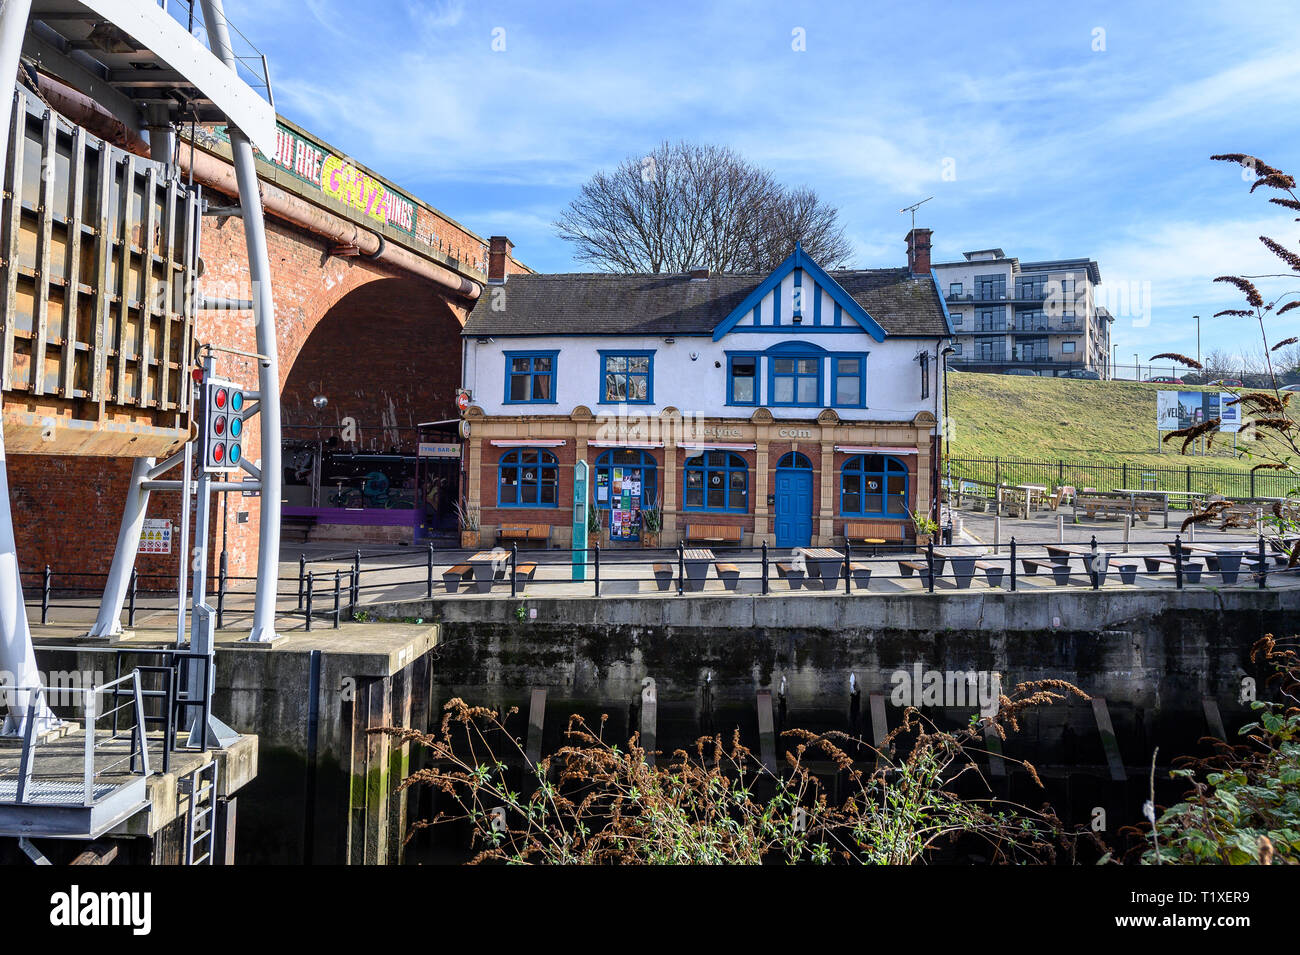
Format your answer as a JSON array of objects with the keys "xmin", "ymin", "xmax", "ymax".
[{"xmin": 945, "ymin": 372, "xmax": 1257, "ymax": 472}]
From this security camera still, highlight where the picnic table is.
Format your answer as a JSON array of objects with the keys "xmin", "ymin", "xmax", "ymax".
[
  {"xmin": 682, "ymin": 547, "xmax": 715, "ymax": 592},
  {"xmin": 797, "ymin": 547, "xmax": 845, "ymax": 590},
  {"xmin": 467, "ymin": 550, "xmax": 505, "ymax": 593},
  {"xmin": 1112, "ymin": 488, "xmax": 1174, "ymax": 528},
  {"xmin": 1043, "ymin": 543, "xmax": 1111, "ymax": 584},
  {"xmin": 932, "ymin": 546, "xmax": 981, "ymax": 588},
  {"xmin": 1172, "ymin": 542, "xmax": 1261, "ymax": 584}
]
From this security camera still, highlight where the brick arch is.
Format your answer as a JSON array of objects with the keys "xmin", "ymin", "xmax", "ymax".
[{"xmin": 280, "ymin": 276, "xmax": 465, "ymax": 453}]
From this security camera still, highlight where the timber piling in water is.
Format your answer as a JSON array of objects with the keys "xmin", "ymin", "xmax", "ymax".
[{"xmin": 26, "ymin": 585, "xmax": 1296, "ymax": 863}]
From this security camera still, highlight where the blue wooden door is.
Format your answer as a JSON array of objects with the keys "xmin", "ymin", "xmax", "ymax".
[{"xmin": 774, "ymin": 469, "xmax": 813, "ymax": 548}]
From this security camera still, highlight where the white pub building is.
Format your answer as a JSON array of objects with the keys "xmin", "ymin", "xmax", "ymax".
[{"xmin": 459, "ymin": 230, "xmax": 953, "ymax": 548}]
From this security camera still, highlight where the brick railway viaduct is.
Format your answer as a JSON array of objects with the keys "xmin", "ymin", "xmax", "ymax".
[{"xmin": 8, "ymin": 75, "xmax": 527, "ymax": 586}]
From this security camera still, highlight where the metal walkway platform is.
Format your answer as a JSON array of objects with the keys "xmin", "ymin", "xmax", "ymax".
[{"xmin": 0, "ymin": 728, "xmax": 150, "ymax": 839}]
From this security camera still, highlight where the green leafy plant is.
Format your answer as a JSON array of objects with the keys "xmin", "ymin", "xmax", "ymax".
[
  {"xmin": 907, "ymin": 508, "xmax": 940, "ymax": 537},
  {"xmin": 641, "ymin": 496, "xmax": 662, "ymax": 535},
  {"xmin": 514, "ymin": 604, "xmax": 528, "ymax": 623},
  {"xmin": 454, "ymin": 501, "xmax": 480, "ymax": 532},
  {"xmin": 1135, "ymin": 635, "xmax": 1300, "ymax": 864}
]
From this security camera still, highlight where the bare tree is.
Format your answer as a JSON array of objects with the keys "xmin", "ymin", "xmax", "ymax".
[{"xmin": 555, "ymin": 141, "xmax": 853, "ymax": 273}]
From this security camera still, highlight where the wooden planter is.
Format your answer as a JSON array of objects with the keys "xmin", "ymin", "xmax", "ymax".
[{"xmin": 460, "ymin": 530, "xmax": 480, "ymax": 549}]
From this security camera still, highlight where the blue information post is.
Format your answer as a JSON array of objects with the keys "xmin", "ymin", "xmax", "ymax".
[{"xmin": 572, "ymin": 460, "xmax": 589, "ymax": 580}]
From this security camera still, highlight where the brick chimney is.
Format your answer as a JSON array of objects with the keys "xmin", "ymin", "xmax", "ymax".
[
  {"xmin": 488, "ymin": 235, "xmax": 513, "ymax": 284},
  {"xmin": 905, "ymin": 228, "xmax": 932, "ymax": 275}
]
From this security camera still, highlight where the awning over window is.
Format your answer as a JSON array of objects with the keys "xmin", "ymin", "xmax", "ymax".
[
  {"xmin": 490, "ymin": 439, "xmax": 566, "ymax": 447},
  {"xmin": 679, "ymin": 442, "xmax": 757, "ymax": 452},
  {"xmin": 587, "ymin": 440, "xmax": 664, "ymax": 448},
  {"xmin": 834, "ymin": 445, "xmax": 918, "ymax": 454}
]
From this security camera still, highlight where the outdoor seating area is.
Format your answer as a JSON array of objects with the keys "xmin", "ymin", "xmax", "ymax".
[{"xmin": 411, "ymin": 530, "xmax": 1293, "ymax": 601}]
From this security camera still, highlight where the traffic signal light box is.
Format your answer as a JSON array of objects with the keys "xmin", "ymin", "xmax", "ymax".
[{"xmin": 201, "ymin": 377, "xmax": 247, "ymax": 472}]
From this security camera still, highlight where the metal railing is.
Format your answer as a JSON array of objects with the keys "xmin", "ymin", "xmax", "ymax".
[
  {"xmin": 18, "ymin": 522, "xmax": 1299, "ymax": 632},
  {"xmin": 950, "ymin": 455, "xmax": 1300, "ymax": 501},
  {"xmin": 4, "ymin": 672, "xmax": 148, "ymax": 807}
]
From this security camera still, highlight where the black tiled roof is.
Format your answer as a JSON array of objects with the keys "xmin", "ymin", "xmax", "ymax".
[{"xmin": 463, "ymin": 269, "xmax": 950, "ymax": 338}]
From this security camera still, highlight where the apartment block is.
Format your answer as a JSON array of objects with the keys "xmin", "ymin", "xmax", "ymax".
[{"xmin": 933, "ymin": 249, "xmax": 1112, "ymax": 378}]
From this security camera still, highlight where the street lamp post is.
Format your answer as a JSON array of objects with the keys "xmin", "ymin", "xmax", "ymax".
[{"xmin": 1195, "ymin": 314, "xmax": 1200, "ymax": 370}]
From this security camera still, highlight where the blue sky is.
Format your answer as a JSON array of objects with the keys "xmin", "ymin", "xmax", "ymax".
[{"xmin": 229, "ymin": 0, "xmax": 1299, "ymax": 368}]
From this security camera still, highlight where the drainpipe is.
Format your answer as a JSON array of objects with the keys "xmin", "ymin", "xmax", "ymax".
[{"xmin": 31, "ymin": 71, "xmax": 481, "ymax": 301}]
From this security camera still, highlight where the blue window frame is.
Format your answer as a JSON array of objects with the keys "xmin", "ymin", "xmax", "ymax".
[
  {"xmin": 598, "ymin": 350, "xmax": 654, "ymax": 404},
  {"xmin": 831, "ymin": 354, "xmax": 868, "ymax": 408},
  {"xmin": 726, "ymin": 352, "xmax": 760, "ymax": 406},
  {"xmin": 768, "ymin": 353, "xmax": 822, "ymax": 406},
  {"xmin": 841, "ymin": 454, "xmax": 908, "ymax": 518},
  {"xmin": 503, "ymin": 351, "xmax": 558, "ymax": 404},
  {"xmin": 498, "ymin": 449, "xmax": 560, "ymax": 507},
  {"xmin": 683, "ymin": 451, "xmax": 748, "ymax": 512}
]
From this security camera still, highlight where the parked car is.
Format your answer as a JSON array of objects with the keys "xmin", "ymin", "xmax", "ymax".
[
  {"xmin": 1004, "ymin": 368, "xmax": 1038, "ymax": 376},
  {"xmin": 1280, "ymin": 384, "xmax": 1300, "ymax": 392},
  {"xmin": 1208, "ymin": 378, "xmax": 1245, "ymax": 387},
  {"xmin": 1063, "ymin": 369, "xmax": 1101, "ymax": 380},
  {"xmin": 1145, "ymin": 375, "xmax": 1184, "ymax": 384}
]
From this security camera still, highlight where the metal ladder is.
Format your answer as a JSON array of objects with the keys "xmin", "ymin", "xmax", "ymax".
[{"xmin": 181, "ymin": 762, "xmax": 219, "ymax": 865}]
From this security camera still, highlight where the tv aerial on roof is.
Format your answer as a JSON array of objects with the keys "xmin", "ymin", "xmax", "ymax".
[{"xmin": 899, "ymin": 196, "xmax": 934, "ymax": 232}]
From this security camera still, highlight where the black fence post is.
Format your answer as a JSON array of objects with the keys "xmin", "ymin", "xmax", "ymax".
[
  {"xmin": 426, "ymin": 542, "xmax": 435, "ymax": 600},
  {"xmin": 333, "ymin": 570, "xmax": 342, "ymax": 628},
  {"xmin": 844, "ymin": 540, "xmax": 852, "ymax": 594},
  {"xmin": 41, "ymin": 564, "xmax": 50, "ymax": 625},
  {"xmin": 1186, "ymin": 466, "xmax": 1192, "ymax": 494},
  {"xmin": 305, "ymin": 572, "xmax": 314, "ymax": 631},
  {"xmin": 298, "ymin": 553, "xmax": 306, "ymax": 609},
  {"xmin": 594, "ymin": 542, "xmax": 601, "ymax": 597},
  {"xmin": 510, "ymin": 542, "xmax": 518, "ymax": 599},
  {"xmin": 128, "ymin": 567, "xmax": 137, "ymax": 628},
  {"xmin": 1259, "ymin": 534, "xmax": 1268, "ymax": 590},
  {"xmin": 1174, "ymin": 535, "xmax": 1184, "ymax": 590},
  {"xmin": 1010, "ymin": 538, "xmax": 1017, "ymax": 591},
  {"xmin": 761, "ymin": 540, "xmax": 769, "ymax": 595},
  {"xmin": 926, "ymin": 537, "xmax": 936, "ymax": 593},
  {"xmin": 1250, "ymin": 469, "xmax": 1257, "ymax": 499},
  {"xmin": 677, "ymin": 541, "xmax": 684, "ymax": 596},
  {"xmin": 1058, "ymin": 460, "xmax": 1064, "ymax": 484},
  {"xmin": 352, "ymin": 550, "xmax": 361, "ymax": 605}
]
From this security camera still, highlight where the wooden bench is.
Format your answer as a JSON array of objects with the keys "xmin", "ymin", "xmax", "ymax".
[
  {"xmin": 715, "ymin": 561, "xmax": 741, "ymax": 591},
  {"xmin": 775, "ymin": 560, "xmax": 805, "ymax": 590},
  {"xmin": 683, "ymin": 523, "xmax": 744, "ymax": 546},
  {"xmin": 495, "ymin": 523, "xmax": 553, "ymax": 548},
  {"xmin": 517, "ymin": 562, "xmax": 537, "ymax": 582},
  {"xmin": 442, "ymin": 563, "xmax": 473, "ymax": 594},
  {"xmin": 1074, "ymin": 495, "xmax": 1152, "ymax": 522},
  {"xmin": 1111, "ymin": 560, "xmax": 1142, "ymax": 585},
  {"xmin": 652, "ymin": 562, "xmax": 674, "ymax": 591},
  {"xmin": 898, "ymin": 559, "xmax": 931, "ymax": 584},
  {"xmin": 844, "ymin": 520, "xmax": 906, "ymax": 550},
  {"xmin": 1142, "ymin": 555, "xmax": 1204, "ymax": 583},
  {"xmin": 1020, "ymin": 557, "xmax": 1072, "ymax": 586},
  {"xmin": 974, "ymin": 559, "xmax": 1004, "ymax": 588},
  {"xmin": 848, "ymin": 561, "xmax": 872, "ymax": 589}
]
